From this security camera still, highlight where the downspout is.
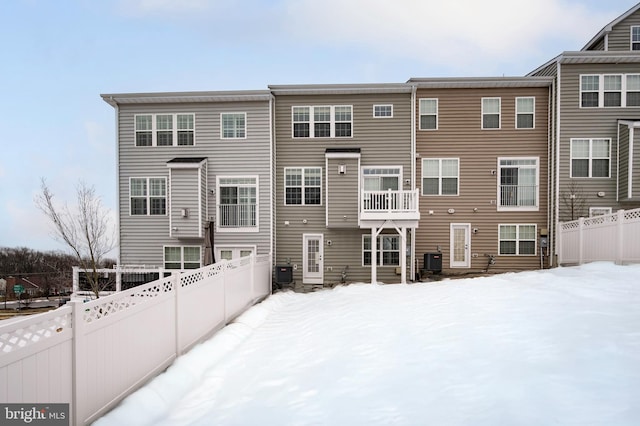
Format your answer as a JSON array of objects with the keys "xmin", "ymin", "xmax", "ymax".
[
  {"xmin": 553, "ymin": 62, "xmax": 561, "ymax": 267},
  {"xmin": 269, "ymin": 94, "xmax": 276, "ymax": 269},
  {"xmin": 410, "ymin": 84, "xmax": 417, "ymax": 281},
  {"xmin": 547, "ymin": 82, "xmax": 553, "ymax": 268},
  {"xmin": 112, "ymin": 98, "xmax": 121, "ymax": 266}
]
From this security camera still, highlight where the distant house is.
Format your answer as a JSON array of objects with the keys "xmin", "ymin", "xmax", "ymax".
[
  {"xmin": 5, "ymin": 276, "xmax": 41, "ymax": 296},
  {"xmin": 101, "ymin": 91, "xmax": 274, "ymax": 269},
  {"xmin": 529, "ymin": 2, "xmax": 640, "ymax": 261}
]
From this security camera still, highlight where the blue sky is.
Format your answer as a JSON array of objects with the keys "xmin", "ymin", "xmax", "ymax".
[{"xmin": 0, "ymin": 0, "xmax": 637, "ymax": 254}]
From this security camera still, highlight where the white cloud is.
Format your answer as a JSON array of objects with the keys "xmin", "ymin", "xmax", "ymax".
[{"xmin": 282, "ymin": 0, "xmax": 614, "ymax": 74}]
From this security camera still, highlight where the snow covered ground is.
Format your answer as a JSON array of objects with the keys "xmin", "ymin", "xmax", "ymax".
[{"xmin": 95, "ymin": 263, "xmax": 640, "ymax": 426}]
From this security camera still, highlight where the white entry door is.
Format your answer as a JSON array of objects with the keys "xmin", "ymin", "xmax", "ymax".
[
  {"xmin": 303, "ymin": 234, "xmax": 324, "ymax": 284},
  {"xmin": 450, "ymin": 223, "xmax": 471, "ymax": 268}
]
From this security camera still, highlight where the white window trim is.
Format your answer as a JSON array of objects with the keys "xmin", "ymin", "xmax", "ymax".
[
  {"xmin": 129, "ymin": 177, "xmax": 167, "ymax": 216},
  {"xmin": 481, "ymin": 97, "xmax": 501, "ymax": 130},
  {"xmin": 631, "ymin": 26, "xmax": 640, "ymax": 50},
  {"xmin": 496, "ymin": 157, "xmax": 539, "ymax": 212},
  {"xmin": 134, "ymin": 113, "xmax": 195, "ymax": 146},
  {"xmin": 421, "ymin": 158, "xmax": 459, "ymax": 196},
  {"xmin": 215, "ymin": 245, "xmax": 256, "ymax": 261},
  {"xmin": 569, "ymin": 138, "xmax": 611, "ymax": 178},
  {"xmin": 362, "ymin": 234, "xmax": 401, "ymax": 267},
  {"xmin": 216, "ymin": 175, "xmax": 259, "ymax": 233},
  {"xmin": 163, "ymin": 245, "xmax": 202, "ymax": 269},
  {"xmin": 291, "ymin": 105, "xmax": 353, "ymax": 138},
  {"xmin": 498, "ymin": 224, "xmax": 537, "ymax": 256},
  {"xmin": 373, "ymin": 104, "xmax": 393, "ymax": 118},
  {"xmin": 418, "ymin": 98, "xmax": 438, "ymax": 131},
  {"xmin": 220, "ymin": 112, "xmax": 247, "ymax": 139},
  {"xmin": 578, "ymin": 74, "xmax": 640, "ymax": 108},
  {"xmin": 361, "ymin": 166, "xmax": 403, "ymax": 188},
  {"xmin": 515, "ymin": 97, "xmax": 535, "ymax": 129},
  {"xmin": 284, "ymin": 167, "xmax": 323, "ymax": 206},
  {"xmin": 589, "ymin": 207, "xmax": 612, "ymax": 217}
]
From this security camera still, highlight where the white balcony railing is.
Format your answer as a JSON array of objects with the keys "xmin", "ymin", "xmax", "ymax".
[
  {"xmin": 219, "ymin": 204, "xmax": 256, "ymax": 228},
  {"xmin": 361, "ymin": 189, "xmax": 420, "ymax": 220}
]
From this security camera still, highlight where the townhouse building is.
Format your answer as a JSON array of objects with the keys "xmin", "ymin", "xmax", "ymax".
[
  {"xmin": 101, "ymin": 91, "xmax": 274, "ymax": 269},
  {"xmin": 409, "ymin": 78, "xmax": 553, "ymax": 273},
  {"xmin": 529, "ymin": 3, "xmax": 640, "ymax": 259},
  {"xmin": 270, "ymin": 84, "xmax": 419, "ymax": 286}
]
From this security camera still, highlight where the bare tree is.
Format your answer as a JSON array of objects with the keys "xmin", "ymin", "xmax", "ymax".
[
  {"xmin": 560, "ymin": 181, "xmax": 587, "ymax": 221},
  {"xmin": 35, "ymin": 179, "xmax": 116, "ymax": 299}
]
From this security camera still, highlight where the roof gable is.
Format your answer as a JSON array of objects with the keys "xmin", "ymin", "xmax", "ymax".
[{"xmin": 582, "ymin": 3, "xmax": 640, "ymax": 50}]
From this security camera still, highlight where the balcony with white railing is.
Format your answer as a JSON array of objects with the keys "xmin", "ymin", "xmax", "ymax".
[
  {"xmin": 219, "ymin": 204, "xmax": 257, "ymax": 229},
  {"xmin": 360, "ymin": 189, "xmax": 420, "ymax": 225},
  {"xmin": 498, "ymin": 185, "xmax": 538, "ymax": 209}
]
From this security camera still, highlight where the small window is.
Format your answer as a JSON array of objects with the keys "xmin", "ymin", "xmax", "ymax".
[
  {"xmin": 135, "ymin": 115, "xmax": 153, "ymax": 146},
  {"xmin": 516, "ymin": 97, "xmax": 535, "ymax": 129},
  {"xmin": 581, "ymin": 75, "xmax": 600, "ymax": 108},
  {"xmin": 482, "ymin": 98, "xmax": 500, "ymax": 129},
  {"xmin": 130, "ymin": 177, "xmax": 166, "ymax": 215},
  {"xmin": 177, "ymin": 114, "xmax": 194, "ymax": 145},
  {"xmin": 314, "ymin": 107, "xmax": 331, "ymax": 138},
  {"xmin": 164, "ymin": 246, "xmax": 201, "ymax": 269},
  {"xmin": 373, "ymin": 105, "xmax": 393, "ymax": 118},
  {"xmin": 419, "ymin": 99, "xmax": 438, "ymax": 130},
  {"xmin": 632, "ymin": 26, "xmax": 640, "ymax": 50},
  {"xmin": 363, "ymin": 235, "xmax": 400, "ymax": 266},
  {"xmin": 499, "ymin": 225, "xmax": 536, "ymax": 256},
  {"xmin": 334, "ymin": 106, "xmax": 352, "ymax": 137},
  {"xmin": 589, "ymin": 207, "xmax": 612, "ymax": 217},
  {"xmin": 571, "ymin": 139, "xmax": 610, "ymax": 178},
  {"xmin": 422, "ymin": 158, "xmax": 459, "ymax": 196},
  {"xmin": 221, "ymin": 113, "xmax": 246, "ymax": 139},
  {"xmin": 292, "ymin": 107, "xmax": 310, "ymax": 138},
  {"xmin": 156, "ymin": 115, "xmax": 173, "ymax": 146},
  {"xmin": 603, "ymin": 75, "xmax": 622, "ymax": 107}
]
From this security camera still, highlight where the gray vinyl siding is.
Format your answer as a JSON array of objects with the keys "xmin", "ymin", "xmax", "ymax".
[
  {"xmin": 415, "ymin": 86, "xmax": 550, "ymax": 273},
  {"xmin": 116, "ymin": 100, "xmax": 272, "ymax": 267},
  {"xmin": 558, "ymin": 63, "xmax": 640, "ymax": 220},
  {"xmin": 607, "ymin": 11, "xmax": 640, "ymax": 51},
  {"xmin": 169, "ymin": 167, "xmax": 202, "ymax": 238},
  {"xmin": 619, "ymin": 124, "xmax": 630, "ymax": 199},
  {"xmin": 588, "ymin": 37, "xmax": 606, "ymax": 51},
  {"xmin": 274, "ymin": 92, "xmax": 412, "ymax": 284},
  {"xmin": 326, "ymin": 156, "xmax": 359, "ymax": 228}
]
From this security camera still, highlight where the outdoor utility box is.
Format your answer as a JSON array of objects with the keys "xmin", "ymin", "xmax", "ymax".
[
  {"xmin": 424, "ymin": 253, "xmax": 442, "ymax": 273},
  {"xmin": 275, "ymin": 265, "xmax": 293, "ymax": 285}
]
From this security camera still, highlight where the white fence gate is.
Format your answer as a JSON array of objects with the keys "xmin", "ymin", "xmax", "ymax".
[
  {"xmin": 558, "ymin": 208, "xmax": 640, "ymax": 265},
  {"xmin": 0, "ymin": 254, "xmax": 271, "ymax": 425}
]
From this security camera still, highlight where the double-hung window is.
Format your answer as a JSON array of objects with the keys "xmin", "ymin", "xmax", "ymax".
[
  {"xmin": 580, "ymin": 75, "xmax": 600, "ymax": 107},
  {"xmin": 580, "ymin": 74, "xmax": 640, "ymax": 108},
  {"xmin": 516, "ymin": 97, "xmax": 535, "ymax": 129},
  {"xmin": 422, "ymin": 158, "xmax": 459, "ymax": 195},
  {"xmin": 221, "ymin": 113, "xmax": 246, "ymax": 139},
  {"xmin": 419, "ymin": 99, "xmax": 438, "ymax": 130},
  {"xmin": 218, "ymin": 177, "xmax": 257, "ymax": 230},
  {"xmin": 363, "ymin": 235, "xmax": 400, "ymax": 266},
  {"xmin": 291, "ymin": 106, "xmax": 352, "ymax": 138},
  {"xmin": 482, "ymin": 98, "xmax": 500, "ymax": 129},
  {"xmin": 130, "ymin": 177, "xmax": 166, "ymax": 215},
  {"xmin": 570, "ymin": 139, "xmax": 610, "ymax": 178},
  {"xmin": 134, "ymin": 113, "xmax": 195, "ymax": 146},
  {"xmin": 499, "ymin": 225, "xmax": 536, "ymax": 255},
  {"xmin": 498, "ymin": 158, "xmax": 538, "ymax": 209},
  {"xmin": 603, "ymin": 75, "xmax": 622, "ymax": 107},
  {"xmin": 285, "ymin": 168, "xmax": 322, "ymax": 205},
  {"xmin": 627, "ymin": 75, "xmax": 640, "ymax": 106},
  {"xmin": 373, "ymin": 104, "xmax": 393, "ymax": 117},
  {"xmin": 164, "ymin": 246, "xmax": 201, "ymax": 269},
  {"xmin": 632, "ymin": 26, "xmax": 640, "ymax": 50}
]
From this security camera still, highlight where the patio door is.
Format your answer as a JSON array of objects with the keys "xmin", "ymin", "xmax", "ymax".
[
  {"xmin": 450, "ymin": 223, "xmax": 471, "ymax": 268},
  {"xmin": 303, "ymin": 234, "xmax": 324, "ymax": 284}
]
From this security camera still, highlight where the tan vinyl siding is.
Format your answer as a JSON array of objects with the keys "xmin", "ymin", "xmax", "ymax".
[
  {"xmin": 619, "ymin": 124, "xmax": 630, "ymax": 199},
  {"xmin": 607, "ymin": 11, "xmax": 640, "ymax": 51},
  {"xmin": 558, "ymin": 63, "xmax": 640, "ymax": 220},
  {"xmin": 326, "ymin": 157, "xmax": 359, "ymax": 228},
  {"xmin": 274, "ymin": 92, "xmax": 412, "ymax": 284},
  {"xmin": 117, "ymin": 101, "xmax": 272, "ymax": 266},
  {"xmin": 415, "ymin": 86, "xmax": 550, "ymax": 273}
]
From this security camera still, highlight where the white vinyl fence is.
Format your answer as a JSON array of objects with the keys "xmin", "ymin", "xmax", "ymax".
[
  {"xmin": 558, "ymin": 208, "xmax": 640, "ymax": 265},
  {"xmin": 0, "ymin": 254, "xmax": 271, "ymax": 426}
]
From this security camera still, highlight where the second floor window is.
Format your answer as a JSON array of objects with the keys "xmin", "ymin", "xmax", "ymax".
[
  {"xmin": 632, "ymin": 26, "xmax": 640, "ymax": 50},
  {"xmin": 482, "ymin": 98, "xmax": 501, "ymax": 129},
  {"xmin": 221, "ymin": 113, "xmax": 246, "ymax": 139},
  {"xmin": 571, "ymin": 139, "xmax": 610, "ymax": 178},
  {"xmin": 373, "ymin": 104, "xmax": 393, "ymax": 117},
  {"xmin": 422, "ymin": 158, "xmax": 459, "ymax": 196},
  {"xmin": 218, "ymin": 177, "xmax": 257, "ymax": 229},
  {"xmin": 285, "ymin": 168, "xmax": 322, "ymax": 205},
  {"xmin": 292, "ymin": 106, "xmax": 352, "ymax": 138},
  {"xmin": 516, "ymin": 97, "xmax": 535, "ymax": 129},
  {"xmin": 130, "ymin": 177, "xmax": 166, "ymax": 215},
  {"xmin": 580, "ymin": 74, "xmax": 640, "ymax": 108},
  {"xmin": 498, "ymin": 158, "xmax": 538, "ymax": 209},
  {"xmin": 135, "ymin": 114, "xmax": 194, "ymax": 146},
  {"xmin": 419, "ymin": 99, "xmax": 438, "ymax": 130}
]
